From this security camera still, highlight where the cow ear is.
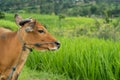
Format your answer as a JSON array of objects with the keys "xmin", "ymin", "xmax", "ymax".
[
  {"xmin": 25, "ymin": 20, "xmax": 36, "ymax": 32},
  {"xmin": 25, "ymin": 26, "xmax": 34, "ymax": 32},
  {"xmin": 14, "ymin": 14, "xmax": 23, "ymax": 27}
]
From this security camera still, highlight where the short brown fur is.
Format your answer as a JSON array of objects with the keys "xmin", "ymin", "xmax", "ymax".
[{"xmin": 0, "ymin": 14, "xmax": 60, "ymax": 80}]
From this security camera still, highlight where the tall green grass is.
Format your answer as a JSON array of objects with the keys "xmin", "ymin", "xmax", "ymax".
[
  {"xmin": 19, "ymin": 66, "xmax": 69, "ymax": 80},
  {"xmin": 26, "ymin": 37, "xmax": 120, "ymax": 80},
  {"xmin": 0, "ymin": 20, "xmax": 18, "ymax": 30}
]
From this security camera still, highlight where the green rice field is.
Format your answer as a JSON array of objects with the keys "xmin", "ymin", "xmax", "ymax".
[
  {"xmin": 26, "ymin": 37, "xmax": 120, "ymax": 80},
  {"xmin": 0, "ymin": 13, "xmax": 120, "ymax": 80}
]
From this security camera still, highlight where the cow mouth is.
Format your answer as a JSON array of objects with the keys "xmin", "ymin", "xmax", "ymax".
[
  {"xmin": 48, "ymin": 47, "xmax": 58, "ymax": 51},
  {"xmin": 26, "ymin": 42, "xmax": 60, "ymax": 51},
  {"xmin": 34, "ymin": 41, "xmax": 60, "ymax": 50},
  {"xmin": 39, "ymin": 46, "xmax": 58, "ymax": 51},
  {"xmin": 32, "ymin": 45, "xmax": 58, "ymax": 51}
]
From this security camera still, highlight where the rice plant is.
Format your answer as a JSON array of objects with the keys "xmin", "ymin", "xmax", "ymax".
[{"xmin": 26, "ymin": 37, "xmax": 120, "ymax": 80}]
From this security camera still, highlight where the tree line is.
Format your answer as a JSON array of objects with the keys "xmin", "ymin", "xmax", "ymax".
[{"xmin": 0, "ymin": 0, "xmax": 120, "ymax": 17}]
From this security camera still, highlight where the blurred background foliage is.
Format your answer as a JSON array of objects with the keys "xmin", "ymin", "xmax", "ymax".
[{"xmin": 0, "ymin": 0, "xmax": 120, "ymax": 17}]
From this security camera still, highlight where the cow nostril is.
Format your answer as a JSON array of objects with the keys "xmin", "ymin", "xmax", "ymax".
[
  {"xmin": 55, "ymin": 41, "xmax": 60, "ymax": 45},
  {"xmin": 54, "ymin": 41, "xmax": 60, "ymax": 48}
]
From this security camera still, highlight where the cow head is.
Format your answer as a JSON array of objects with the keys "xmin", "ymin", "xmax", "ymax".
[{"xmin": 15, "ymin": 14, "xmax": 60, "ymax": 51}]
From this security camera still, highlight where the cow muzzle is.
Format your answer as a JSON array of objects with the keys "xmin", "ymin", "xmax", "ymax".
[{"xmin": 34, "ymin": 41, "xmax": 60, "ymax": 50}]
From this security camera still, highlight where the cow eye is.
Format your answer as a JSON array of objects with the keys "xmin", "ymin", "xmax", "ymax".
[{"xmin": 38, "ymin": 30, "xmax": 44, "ymax": 33}]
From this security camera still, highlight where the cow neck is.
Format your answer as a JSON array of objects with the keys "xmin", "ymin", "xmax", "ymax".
[
  {"xmin": 7, "ymin": 29, "xmax": 30, "ymax": 80},
  {"xmin": 17, "ymin": 29, "xmax": 25, "ymax": 48},
  {"xmin": 17, "ymin": 29, "xmax": 32, "ymax": 51}
]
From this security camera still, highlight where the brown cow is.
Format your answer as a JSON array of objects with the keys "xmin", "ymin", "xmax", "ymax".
[{"xmin": 0, "ymin": 14, "xmax": 60, "ymax": 80}]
